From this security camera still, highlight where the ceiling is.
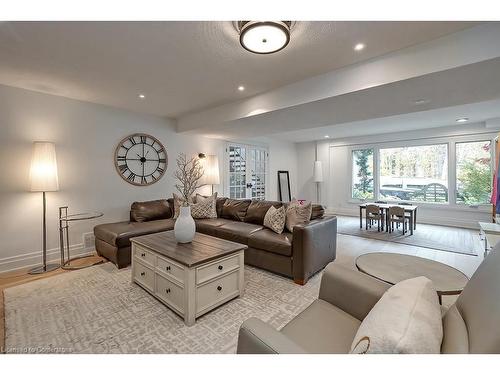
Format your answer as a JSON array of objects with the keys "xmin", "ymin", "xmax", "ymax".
[
  {"xmin": 0, "ymin": 21, "xmax": 478, "ymax": 118},
  {"xmin": 186, "ymin": 57, "xmax": 500, "ymax": 141}
]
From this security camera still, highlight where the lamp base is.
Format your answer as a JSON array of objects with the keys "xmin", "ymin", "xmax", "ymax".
[{"xmin": 28, "ymin": 263, "xmax": 60, "ymax": 275}]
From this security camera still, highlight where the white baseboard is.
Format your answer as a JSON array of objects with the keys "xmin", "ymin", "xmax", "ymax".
[{"xmin": 0, "ymin": 243, "xmax": 95, "ymax": 274}]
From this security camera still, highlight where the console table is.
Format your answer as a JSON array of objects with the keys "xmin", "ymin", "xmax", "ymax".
[{"xmin": 478, "ymin": 221, "xmax": 500, "ymax": 256}]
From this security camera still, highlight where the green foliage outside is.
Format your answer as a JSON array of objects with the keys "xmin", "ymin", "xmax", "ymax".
[
  {"xmin": 457, "ymin": 160, "xmax": 492, "ymax": 205},
  {"xmin": 352, "ymin": 149, "xmax": 373, "ymax": 199}
]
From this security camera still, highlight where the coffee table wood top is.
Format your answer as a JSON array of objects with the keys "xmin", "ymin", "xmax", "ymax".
[
  {"xmin": 130, "ymin": 231, "xmax": 247, "ymax": 267},
  {"xmin": 355, "ymin": 252, "xmax": 469, "ymax": 296}
]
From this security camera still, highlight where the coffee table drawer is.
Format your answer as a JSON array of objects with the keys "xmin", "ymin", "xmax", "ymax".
[
  {"xmin": 196, "ymin": 270, "xmax": 239, "ymax": 314},
  {"xmin": 156, "ymin": 274, "xmax": 185, "ymax": 314},
  {"xmin": 134, "ymin": 245, "xmax": 156, "ymax": 267},
  {"xmin": 196, "ymin": 254, "xmax": 240, "ymax": 285},
  {"xmin": 133, "ymin": 262, "xmax": 154, "ymax": 292},
  {"xmin": 157, "ymin": 256, "xmax": 185, "ymax": 285}
]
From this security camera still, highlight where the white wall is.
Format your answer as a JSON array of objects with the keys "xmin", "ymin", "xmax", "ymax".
[
  {"xmin": 0, "ymin": 85, "xmax": 225, "ymax": 273},
  {"xmin": 0, "ymin": 84, "xmax": 300, "ymax": 273},
  {"xmin": 297, "ymin": 123, "xmax": 497, "ymax": 229}
]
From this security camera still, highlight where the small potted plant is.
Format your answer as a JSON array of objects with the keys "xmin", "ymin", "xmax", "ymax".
[{"xmin": 173, "ymin": 153, "xmax": 204, "ymax": 243}]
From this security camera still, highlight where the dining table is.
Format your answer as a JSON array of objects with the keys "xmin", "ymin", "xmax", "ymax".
[{"xmin": 359, "ymin": 202, "xmax": 418, "ymax": 235}]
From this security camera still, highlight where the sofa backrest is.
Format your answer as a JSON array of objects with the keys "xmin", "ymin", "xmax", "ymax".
[
  {"xmin": 130, "ymin": 199, "xmax": 172, "ymax": 222},
  {"xmin": 220, "ymin": 199, "xmax": 252, "ymax": 221},
  {"xmin": 441, "ymin": 245, "xmax": 500, "ymax": 353},
  {"xmin": 244, "ymin": 200, "xmax": 283, "ymax": 225}
]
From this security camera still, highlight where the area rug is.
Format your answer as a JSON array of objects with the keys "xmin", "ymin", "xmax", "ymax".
[
  {"xmin": 337, "ymin": 216, "xmax": 479, "ymax": 256},
  {"xmin": 4, "ymin": 263, "xmax": 321, "ymax": 354}
]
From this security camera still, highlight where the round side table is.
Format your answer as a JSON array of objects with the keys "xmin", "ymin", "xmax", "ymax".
[
  {"xmin": 355, "ymin": 252, "xmax": 469, "ymax": 304},
  {"xmin": 59, "ymin": 207, "xmax": 104, "ymax": 270}
]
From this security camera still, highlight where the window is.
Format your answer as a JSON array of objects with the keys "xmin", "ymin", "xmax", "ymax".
[
  {"xmin": 227, "ymin": 143, "xmax": 268, "ymax": 200},
  {"xmin": 351, "ymin": 148, "xmax": 374, "ymax": 199},
  {"xmin": 379, "ymin": 144, "xmax": 448, "ymax": 203},
  {"xmin": 456, "ymin": 140, "xmax": 492, "ymax": 205}
]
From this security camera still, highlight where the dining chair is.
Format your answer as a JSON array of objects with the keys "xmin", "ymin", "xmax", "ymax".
[
  {"xmin": 398, "ymin": 202, "xmax": 413, "ymax": 223},
  {"xmin": 365, "ymin": 204, "xmax": 383, "ymax": 232},
  {"xmin": 388, "ymin": 206, "xmax": 410, "ymax": 234}
]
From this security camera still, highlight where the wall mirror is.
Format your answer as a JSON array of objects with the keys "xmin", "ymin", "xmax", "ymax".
[{"xmin": 278, "ymin": 170, "xmax": 291, "ymax": 202}]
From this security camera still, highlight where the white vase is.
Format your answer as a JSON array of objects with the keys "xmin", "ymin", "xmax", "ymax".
[{"xmin": 174, "ymin": 205, "xmax": 196, "ymax": 243}]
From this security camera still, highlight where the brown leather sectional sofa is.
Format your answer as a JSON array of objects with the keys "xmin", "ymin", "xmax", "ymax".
[{"xmin": 94, "ymin": 197, "xmax": 337, "ymax": 285}]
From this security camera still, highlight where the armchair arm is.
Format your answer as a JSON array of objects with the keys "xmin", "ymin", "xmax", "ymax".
[
  {"xmin": 319, "ymin": 262, "xmax": 390, "ymax": 321},
  {"xmin": 237, "ymin": 318, "xmax": 307, "ymax": 354},
  {"xmin": 292, "ymin": 215, "xmax": 337, "ymax": 285}
]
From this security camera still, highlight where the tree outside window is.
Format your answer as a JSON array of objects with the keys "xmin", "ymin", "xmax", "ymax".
[{"xmin": 352, "ymin": 149, "xmax": 374, "ymax": 199}]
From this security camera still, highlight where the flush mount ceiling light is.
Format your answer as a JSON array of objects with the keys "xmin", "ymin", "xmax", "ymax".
[
  {"xmin": 354, "ymin": 43, "xmax": 365, "ymax": 51},
  {"xmin": 238, "ymin": 21, "xmax": 292, "ymax": 54},
  {"xmin": 456, "ymin": 117, "xmax": 469, "ymax": 123},
  {"xmin": 238, "ymin": 85, "xmax": 245, "ymax": 91}
]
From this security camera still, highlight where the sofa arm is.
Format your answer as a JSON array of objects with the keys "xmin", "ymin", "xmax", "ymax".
[
  {"xmin": 237, "ymin": 318, "xmax": 307, "ymax": 354},
  {"xmin": 319, "ymin": 262, "xmax": 390, "ymax": 321},
  {"xmin": 292, "ymin": 215, "xmax": 337, "ymax": 285}
]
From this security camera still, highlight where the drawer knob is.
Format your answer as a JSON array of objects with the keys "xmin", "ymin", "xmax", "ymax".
[
  {"xmin": 166, "ymin": 266, "xmax": 171, "ymax": 271},
  {"xmin": 140, "ymin": 272, "xmax": 145, "ymax": 276},
  {"xmin": 166, "ymin": 288, "xmax": 171, "ymax": 294},
  {"xmin": 218, "ymin": 265, "xmax": 223, "ymax": 270},
  {"xmin": 141, "ymin": 253, "xmax": 146, "ymax": 257},
  {"xmin": 217, "ymin": 285, "xmax": 222, "ymax": 291}
]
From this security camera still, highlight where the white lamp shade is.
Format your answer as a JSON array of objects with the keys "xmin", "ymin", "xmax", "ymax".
[
  {"xmin": 313, "ymin": 160, "xmax": 323, "ymax": 182},
  {"xmin": 29, "ymin": 141, "xmax": 59, "ymax": 192},
  {"xmin": 200, "ymin": 155, "xmax": 220, "ymax": 186}
]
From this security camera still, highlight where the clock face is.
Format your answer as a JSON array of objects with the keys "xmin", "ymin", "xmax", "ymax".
[{"xmin": 114, "ymin": 133, "xmax": 167, "ymax": 186}]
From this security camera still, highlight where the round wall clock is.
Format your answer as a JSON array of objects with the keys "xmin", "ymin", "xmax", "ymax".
[{"xmin": 114, "ymin": 133, "xmax": 168, "ymax": 186}]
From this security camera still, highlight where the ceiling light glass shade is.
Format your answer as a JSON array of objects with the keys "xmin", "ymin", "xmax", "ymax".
[
  {"xmin": 30, "ymin": 141, "xmax": 59, "ymax": 192},
  {"xmin": 313, "ymin": 161, "xmax": 323, "ymax": 183},
  {"xmin": 239, "ymin": 21, "xmax": 291, "ymax": 54},
  {"xmin": 200, "ymin": 155, "xmax": 220, "ymax": 185}
]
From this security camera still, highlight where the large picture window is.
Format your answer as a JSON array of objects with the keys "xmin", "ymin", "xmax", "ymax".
[
  {"xmin": 456, "ymin": 140, "xmax": 492, "ymax": 205},
  {"xmin": 351, "ymin": 148, "xmax": 374, "ymax": 199},
  {"xmin": 379, "ymin": 144, "xmax": 448, "ymax": 203}
]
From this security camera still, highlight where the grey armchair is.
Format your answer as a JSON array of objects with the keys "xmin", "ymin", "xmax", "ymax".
[{"xmin": 237, "ymin": 246, "xmax": 500, "ymax": 354}]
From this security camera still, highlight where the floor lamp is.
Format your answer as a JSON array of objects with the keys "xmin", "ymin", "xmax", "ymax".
[
  {"xmin": 313, "ymin": 160, "xmax": 323, "ymax": 203},
  {"xmin": 29, "ymin": 141, "xmax": 60, "ymax": 274},
  {"xmin": 200, "ymin": 154, "xmax": 220, "ymax": 195}
]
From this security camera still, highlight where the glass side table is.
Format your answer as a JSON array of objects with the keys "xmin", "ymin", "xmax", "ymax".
[{"xmin": 59, "ymin": 206, "xmax": 104, "ymax": 270}]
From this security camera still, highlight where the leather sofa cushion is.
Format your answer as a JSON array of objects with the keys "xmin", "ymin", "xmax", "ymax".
[
  {"xmin": 216, "ymin": 198, "xmax": 227, "ymax": 217},
  {"xmin": 244, "ymin": 200, "xmax": 283, "ymax": 225},
  {"xmin": 221, "ymin": 199, "xmax": 251, "ymax": 221},
  {"xmin": 311, "ymin": 204, "xmax": 326, "ymax": 220},
  {"xmin": 281, "ymin": 299, "xmax": 361, "ymax": 354},
  {"xmin": 130, "ymin": 199, "xmax": 172, "ymax": 222},
  {"xmin": 248, "ymin": 229, "xmax": 293, "ymax": 256},
  {"xmin": 212, "ymin": 221, "xmax": 264, "ymax": 245},
  {"xmin": 195, "ymin": 218, "xmax": 234, "ymax": 236},
  {"xmin": 94, "ymin": 219, "xmax": 175, "ymax": 248}
]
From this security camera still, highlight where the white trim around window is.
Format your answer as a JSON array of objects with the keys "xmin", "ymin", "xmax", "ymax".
[{"xmin": 348, "ymin": 132, "xmax": 496, "ymax": 211}]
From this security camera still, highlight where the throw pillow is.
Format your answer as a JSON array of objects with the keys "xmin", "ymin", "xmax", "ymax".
[
  {"xmin": 263, "ymin": 206, "xmax": 286, "ymax": 234},
  {"xmin": 195, "ymin": 193, "xmax": 218, "ymax": 218},
  {"xmin": 191, "ymin": 194, "xmax": 217, "ymax": 219},
  {"xmin": 173, "ymin": 193, "xmax": 192, "ymax": 219},
  {"xmin": 350, "ymin": 276, "xmax": 443, "ymax": 354},
  {"xmin": 285, "ymin": 199, "xmax": 312, "ymax": 232}
]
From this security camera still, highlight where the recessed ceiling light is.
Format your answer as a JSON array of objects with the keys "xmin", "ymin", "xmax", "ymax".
[
  {"xmin": 324, "ymin": 135, "xmax": 330, "ymax": 138},
  {"xmin": 456, "ymin": 118, "xmax": 469, "ymax": 123},
  {"xmin": 138, "ymin": 94, "xmax": 145, "ymax": 99},
  {"xmin": 238, "ymin": 86, "xmax": 245, "ymax": 91},
  {"xmin": 354, "ymin": 43, "xmax": 365, "ymax": 51},
  {"xmin": 238, "ymin": 21, "xmax": 291, "ymax": 54}
]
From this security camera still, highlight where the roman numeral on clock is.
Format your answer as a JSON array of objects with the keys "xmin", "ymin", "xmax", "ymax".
[
  {"xmin": 140, "ymin": 136, "xmax": 146, "ymax": 143},
  {"xmin": 141, "ymin": 176, "xmax": 147, "ymax": 184},
  {"xmin": 118, "ymin": 164, "xmax": 128, "ymax": 172},
  {"xmin": 127, "ymin": 173, "xmax": 136, "ymax": 182},
  {"xmin": 128, "ymin": 137, "xmax": 137, "ymax": 145}
]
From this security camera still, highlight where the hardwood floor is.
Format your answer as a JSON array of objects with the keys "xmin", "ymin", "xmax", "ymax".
[{"xmin": 0, "ymin": 231, "xmax": 486, "ymax": 352}]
